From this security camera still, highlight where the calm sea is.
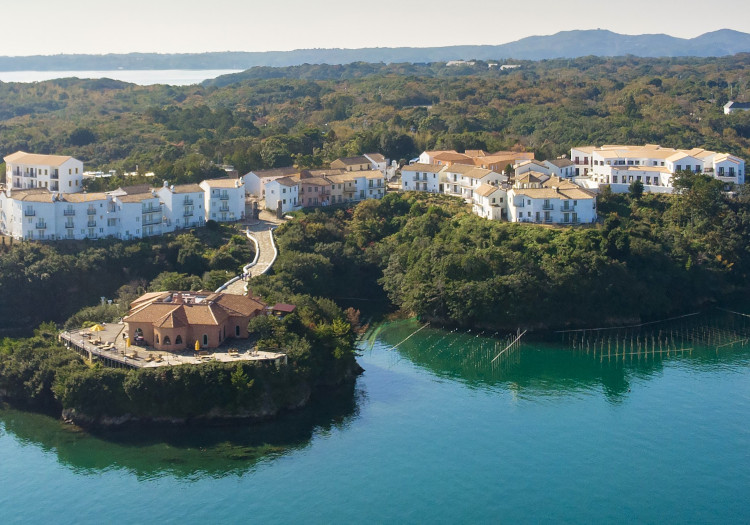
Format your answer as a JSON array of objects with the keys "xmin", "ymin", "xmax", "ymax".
[
  {"xmin": 1, "ymin": 314, "xmax": 749, "ymax": 523},
  {"xmin": 0, "ymin": 70, "xmax": 242, "ymax": 86}
]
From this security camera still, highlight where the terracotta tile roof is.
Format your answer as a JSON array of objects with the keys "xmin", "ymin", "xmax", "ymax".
[
  {"xmin": 124, "ymin": 291, "xmax": 266, "ymax": 328},
  {"xmin": 63, "ymin": 192, "xmax": 109, "ymax": 202},
  {"xmin": 271, "ymin": 303, "xmax": 297, "ymax": 313},
  {"xmin": 3, "ymin": 151, "xmax": 75, "ymax": 167},
  {"xmin": 201, "ymin": 178, "xmax": 243, "ymax": 188},
  {"xmin": 474, "ymin": 183, "xmax": 502, "ymax": 197},
  {"xmin": 117, "ymin": 192, "xmax": 159, "ymax": 203},
  {"xmin": 246, "ymin": 166, "xmax": 298, "ymax": 178},
  {"xmin": 433, "ymin": 152, "xmax": 473, "ymax": 162},
  {"xmin": 274, "ymin": 177, "xmax": 299, "ymax": 187},
  {"xmin": 546, "ymin": 158, "xmax": 575, "ymax": 168},
  {"xmin": 331, "ymin": 156, "xmax": 370, "ymax": 166},
  {"xmin": 364, "ymin": 153, "xmax": 386, "ymax": 163},
  {"xmin": 401, "ymin": 163, "xmax": 444, "ymax": 173},
  {"xmin": 170, "ymin": 184, "xmax": 204, "ymax": 194},
  {"xmin": 7, "ymin": 189, "xmax": 55, "ymax": 202}
]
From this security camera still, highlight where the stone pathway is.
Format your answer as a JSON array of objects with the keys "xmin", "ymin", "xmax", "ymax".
[{"xmin": 223, "ymin": 208, "xmax": 284, "ymax": 295}]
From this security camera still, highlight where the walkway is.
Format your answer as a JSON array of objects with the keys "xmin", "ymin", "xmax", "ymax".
[{"xmin": 223, "ymin": 208, "xmax": 284, "ymax": 295}]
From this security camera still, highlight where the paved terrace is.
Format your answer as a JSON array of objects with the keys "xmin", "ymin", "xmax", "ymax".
[{"xmin": 59, "ymin": 323, "xmax": 287, "ymax": 370}]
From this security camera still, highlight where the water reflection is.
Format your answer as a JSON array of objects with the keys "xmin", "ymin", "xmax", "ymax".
[
  {"xmin": 0, "ymin": 381, "xmax": 361, "ymax": 480},
  {"xmin": 373, "ymin": 312, "xmax": 750, "ymax": 401}
]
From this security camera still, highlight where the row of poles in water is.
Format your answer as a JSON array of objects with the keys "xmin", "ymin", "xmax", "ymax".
[{"xmin": 371, "ymin": 309, "xmax": 750, "ymax": 372}]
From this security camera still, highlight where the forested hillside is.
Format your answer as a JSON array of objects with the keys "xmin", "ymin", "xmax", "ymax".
[
  {"xmin": 1, "ymin": 56, "xmax": 749, "ymax": 192},
  {"xmin": 261, "ymin": 182, "xmax": 750, "ymax": 330}
]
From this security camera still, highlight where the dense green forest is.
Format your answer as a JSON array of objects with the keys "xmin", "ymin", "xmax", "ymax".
[
  {"xmin": 0, "ymin": 223, "xmax": 253, "ymax": 335},
  {"xmin": 1, "ymin": 56, "xmax": 749, "ymax": 193}
]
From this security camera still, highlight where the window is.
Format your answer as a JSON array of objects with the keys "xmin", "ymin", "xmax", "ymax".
[
  {"xmin": 155, "ymin": 334, "xmax": 160, "ymax": 344},
  {"xmin": 203, "ymin": 334, "xmax": 208, "ymax": 346},
  {"xmin": 235, "ymin": 325, "xmax": 240, "ymax": 337},
  {"xmin": 175, "ymin": 335, "xmax": 182, "ymax": 345},
  {"xmin": 163, "ymin": 336, "xmax": 171, "ymax": 345},
  {"xmin": 676, "ymin": 164, "xmax": 681, "ymax": 171}
]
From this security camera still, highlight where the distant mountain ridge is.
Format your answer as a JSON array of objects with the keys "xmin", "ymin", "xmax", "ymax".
[{"xmin": 1, "ymin": 29, "xmax": 749, "ymax": 71}]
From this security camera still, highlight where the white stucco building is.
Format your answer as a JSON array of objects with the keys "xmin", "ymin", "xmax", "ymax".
[
  {"xmin": 158, "ymin": 183, "xmax": 205, "ymax": 232},
  {"xmin": 4, "ymin": 151, "xmax": 84, "ymax": 193},
  {"xmin": 200, "ymin": 178, "xmax": 246, "ymax": 222},
  {"xmin": 264, "ymin": 177, "xmax": 300, "ymax": 214},
  {"xmin": 472, "ymin": 183, "xmax": 506, "ymax": 220},
  {"xmin": 400, "ymin": 164, "xmax": 443, "ymax": 193}
]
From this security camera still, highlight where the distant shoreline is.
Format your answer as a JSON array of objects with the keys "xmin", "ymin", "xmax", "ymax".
[{"xmin": 0, "ymin": 69, "xmax": 243, "ymax": 86}]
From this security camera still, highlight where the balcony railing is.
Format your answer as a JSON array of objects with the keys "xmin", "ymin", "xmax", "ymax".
[
  {"xmin": 24, "ymin": 209, "xmax": 35, "ymax": 216},
  {"xmin": 87, "ymin": 220, "xmax": 96, "ymax": 227},
  {"xmin": 184, "ymin": 210, "xmax": 194, "ymax": 217},
  {"xmin": 183, "ymin": 198, "xmax": 194, "ymax": 205},
  {"xmin": 64, "ymin": 209, "xmax": 75, "ymax": 216},
  {"xmin": 142, "ymin": 205, "xmax": 160, "ymax": 213},
  {"xmin": 50, "ymin": 173, "xmax": 59, "ymax": 180},
  {"xmin": 87, "ymin": 208, "xmax": 96, "ymax": 215},
  {"xmin": 561, "ymin": 205, "xmax": 575, "ymax": 212},
  {"xmin": 542, "ymin": 204, "xmax": 554, "ymax": 210},
  {"xmin": 219, "ymin": 194, "xmax": 230, "ymax": 200},
  {"xmin": 219, "ymin": 205, "xmax": 230, "ymax": 212},
  {"xmin": 65, "ymin": 222, "xmax": 75, "ymax": 229},
  {"xmin": 36, "ymin": 221, "xmax": 47, "ymax": 229},
  {"xmin": 143, "ymin": 218, "xmax": 162, "ymax": 226}
]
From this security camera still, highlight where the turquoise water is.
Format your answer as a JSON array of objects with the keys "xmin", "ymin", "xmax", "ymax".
[{"xmin": 2, "ymin": 316, "xmax": 750, "ymax": 523}]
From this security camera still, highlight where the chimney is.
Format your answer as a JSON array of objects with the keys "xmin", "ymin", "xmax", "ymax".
[
  {"xmin": 173, "ymin": 293, "xmax": 184, "ymax": 304},
  {"xmin": 163, "ymin": 180, "xmax": 168, "ymax": 188}
]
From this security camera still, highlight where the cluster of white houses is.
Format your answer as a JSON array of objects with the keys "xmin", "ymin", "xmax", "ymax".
[
  {"xmin": 570, "ymin": 144, "xmax": 745, "ymax": 192},
  {"xmin": 246, "ymin": 155, "xmax": 388, "ymax": 214},
  {"xmin": 1, "ymin": 152, "xmax": 246, "ymax": 241},
  {"xmin": 401, "ymin": 150, "xmax": 597, "ymax": 225},
  {"xmin": 402, "ymin": 144, "xmax": 745, "ymax": 225}
]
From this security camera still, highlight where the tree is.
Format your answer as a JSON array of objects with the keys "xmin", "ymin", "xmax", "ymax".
[
  {"xmin": 629, "ymin": 179, "xmax": 644, "ymax": 199},
  {"xmin": 68, "ymin": 127, "xmax": 96, "ymax": 146}
]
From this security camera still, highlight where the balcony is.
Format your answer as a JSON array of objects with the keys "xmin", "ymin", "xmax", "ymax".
[
  {"xmin": 219, "ymin": 205, "xmax": 230, "ymax": 212},
  {"xmin": 87, "ymin": 220, "xmax": 96, "ymax": 227},
  {"xmin": 24, "ymin": 209, "xmax": 36, "ymax": 217},
  {"xmin": 219, "ymin": 194, "xmax": 229, "ymax": 200},
  {"xmin": 50, "ymin": 173, "xmax": 59, "ymax": 180},
  {"xmin": 87, "ymin": 208, "xmax": 96, "ymax": 215},
  {"xmin": 184, "ymin": 210, "xmax": 194, "ymax": 217},
  {"xmin": 143, "ymin": 217, "xmax": 162, "ymax": 226},
  {"xmin": 542, "ymin": 204, "xmax": 554, "ymax": 210},
  {"xmin": 142, "ymin": 205, "xmax": 160, "ymax": 214},
  {"xmin": 63, "ymin": 209, "xmax": 76, "ymax": 216},
  {"xmin": 561, "ymin": 205, "xmax": 576, "ymax": 212},
  {"xmin": 65, "ymin": 222, "xmax": 75, "ymax": 229},
  {"xmin": 183, "ymin": 198, "xmax": 194, "ymax": 205},
  {"xmin": 36, "ymin": 221, "xmax": 47, "ymax": 229}
]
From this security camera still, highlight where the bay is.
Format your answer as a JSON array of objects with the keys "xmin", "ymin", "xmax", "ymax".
[
  {"xmin": 0, "ymin": 70, "xmax": 243, "ymax": 86},
  {"xmin": 1, "ymin": 313, "xmax": 749, "ymax": 523}
]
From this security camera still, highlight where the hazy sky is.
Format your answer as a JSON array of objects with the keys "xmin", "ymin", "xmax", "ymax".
[{"xmin": 4, "ymin": 0, "xmax": 750, "ymax": 56}]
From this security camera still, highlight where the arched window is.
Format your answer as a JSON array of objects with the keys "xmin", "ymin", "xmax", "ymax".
[
  {"xmin": 175, "ymin": 335, "xmax": 183, "ymax": 345},
  {"xmin": 155, "ymin": 334, "xmax": 159, "ymax": 344},
  {"xmin": 163, "ymin": 336, "xmax": 171, "ymax": 345},
  {"xmin": 235, "ymin": 325, "xmax": 240, "ymax": 337},
  {"xmin": 203, "ymin": 334, "xmax": 208, "ymax": 346}
]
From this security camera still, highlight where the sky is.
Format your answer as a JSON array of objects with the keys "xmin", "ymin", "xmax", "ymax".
[{"xmin": 3, "ymin": 0, "xmax": 750, "ymax": 56}]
